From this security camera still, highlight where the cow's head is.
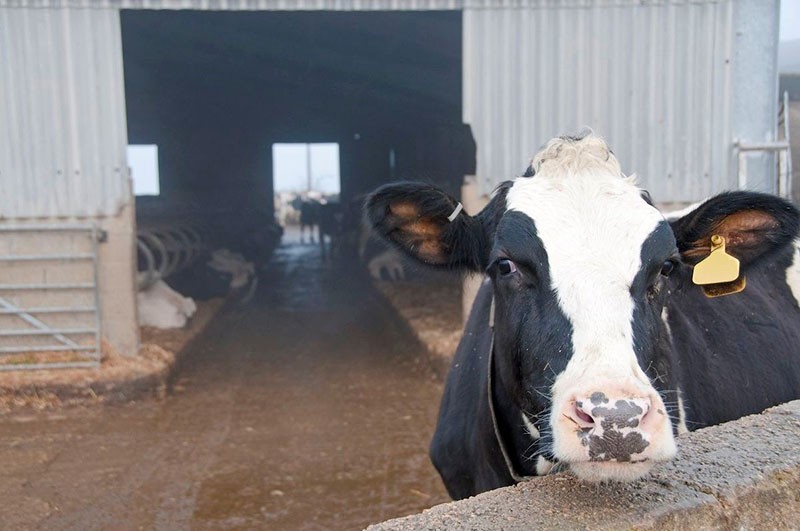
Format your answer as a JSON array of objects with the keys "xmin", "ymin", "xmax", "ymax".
[{"xmin": 366, "ymin": 133, "xmax": 799, "ymax": 482}]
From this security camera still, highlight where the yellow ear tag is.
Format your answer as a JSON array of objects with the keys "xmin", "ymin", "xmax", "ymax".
[{"xmin": 692, "ymin": 235, "xmax": 746, "ymax": 297}]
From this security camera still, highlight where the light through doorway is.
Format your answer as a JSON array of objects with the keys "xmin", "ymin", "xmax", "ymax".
[
  {"xmin": 127, "ymin": 144, "xmax": 160, "ymax": 196},
  {"xmin": 273, "ymin": 143, "xmax": 340, "ymax": 244}
]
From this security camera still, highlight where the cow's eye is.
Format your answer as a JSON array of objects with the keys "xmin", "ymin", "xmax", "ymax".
[
  {"xmin": 497, "ymin": 259, "xmax": 517, "ymax": 276},
  {"xmin": 660, "ymin": 260, "xmax": 675, "ymax": 277}
]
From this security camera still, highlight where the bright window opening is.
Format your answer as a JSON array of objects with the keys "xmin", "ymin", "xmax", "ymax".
[
  {"xmin": 127, "ymin": 144, "xmax": 160, "ymax": 196},
  {"xmin": 273, "ymin": 143, "xmax": 340, "ymax": 195}
]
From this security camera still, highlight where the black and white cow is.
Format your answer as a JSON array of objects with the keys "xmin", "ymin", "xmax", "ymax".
[{"xmin": 366, "ymin": 133, "xmax": 800, "ymax": 499}]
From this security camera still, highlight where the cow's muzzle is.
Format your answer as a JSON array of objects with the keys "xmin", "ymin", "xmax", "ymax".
[{"xmin": 552, "ymin": 388, "xmax": 676, "ymax": 482}]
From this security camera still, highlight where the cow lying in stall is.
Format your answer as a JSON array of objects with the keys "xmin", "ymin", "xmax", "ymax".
[
  {"xmin": 137, "ymin": 276, "xmax": 197, "ymax": 329},
  {"xmin": 208, "ymin": 249, "xmax": 259, "ymax": 303},
  {"xmin": 367, "ymin": 248, "xmax": 406, "ymax": 281},
  {"xmin": 366, "ymin": 133, "xmax": 800, "ymax": 499},
  {"xmin": 138, "ymin": 249, "xmax": 257, "ymax": 329}
]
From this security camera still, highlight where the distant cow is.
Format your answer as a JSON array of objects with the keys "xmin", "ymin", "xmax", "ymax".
[
  {"xmin": 366, "ymin": 133, "xmax": 800, "ymax": 499},
  {"xmin": 300, "ymin": 200, "xmax": 321, "ymax": 244},
  {"xmin": 318, "ymin": 202, "xmax": 343, "ymax": 260}
]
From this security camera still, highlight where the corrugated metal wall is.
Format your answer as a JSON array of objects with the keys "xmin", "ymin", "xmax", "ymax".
[
  {"xmin": 2, "ymin": 0, "xmax": 541, "ymax": 9},
  {"xmin": 464, "ymin": 0, "xmax": 735, "ymax": 202},
  {"xmin": 1, "ymin": 0, "xmax": 777, "ymax": 211},
  {"xmin": 0, "ymin": 8, "xmax": 129, "ymax": 219},
  {"xmin": 2, "ymin": 0, "xmax": 464, "ymax": 8}
]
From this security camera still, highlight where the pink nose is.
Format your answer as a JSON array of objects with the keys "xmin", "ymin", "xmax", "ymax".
[
  {"xmin": 552, "ymin": 386, "xmax": 676, "ymax": 479},
  {"xmin": 562, "ymin": 392, "xmax": 657, "ymax": 463}
]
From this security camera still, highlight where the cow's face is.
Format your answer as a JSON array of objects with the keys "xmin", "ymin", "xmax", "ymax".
[
  {"xmin": 493, "ymin": 137, "xmax": 677, "ymax": 481},
  {"xmin": 366, "ymin": 133, "xmax": 800, "ymax": 483}
]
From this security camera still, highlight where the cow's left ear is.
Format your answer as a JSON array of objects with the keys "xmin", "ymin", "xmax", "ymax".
[
  {"xmin": 669, "ymin": 191, "xmax": 800, "ymax": 267},
  {"xmin": 365, "ymin": 181, "xmax": 504, "ymax": 271}
]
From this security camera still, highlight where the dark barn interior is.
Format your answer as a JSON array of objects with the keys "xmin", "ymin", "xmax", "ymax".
[
  {"xmin": 115, "ymin": 13, "xmax": 472, "ymax": 526},
  {"xmin": 121, "ymin": 10, "xmax": 470, "ymax": 224}
]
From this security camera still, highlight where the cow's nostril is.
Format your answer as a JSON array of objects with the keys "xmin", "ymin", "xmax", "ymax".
[
  {"xmin": 575, "ymin": 408, "xmax": 594, "ymax": 425},
  {"xmin": 638, "ymin": 399, "xmax": 658, "ymax": 428},
  {"xmin": 569, "ymin": 402, "xmax": 595, "ymax": 429}
]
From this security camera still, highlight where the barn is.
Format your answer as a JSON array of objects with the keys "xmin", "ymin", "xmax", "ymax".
[{"xmin": 0, "ymin": 0, "xmax": 786, "ymax": 365}]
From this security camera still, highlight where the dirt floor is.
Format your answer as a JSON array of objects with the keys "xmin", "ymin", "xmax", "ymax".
[
  {"xmin": 0, "ymin": 299, "xmax": 224, "ymax": 411},
  {"xmin": 374, "ymin": 275, "xmax": 462, "ymax": 379},
  {"xmin": 0, "ymin": 239, "xmax": 450, "ymax": 530}
]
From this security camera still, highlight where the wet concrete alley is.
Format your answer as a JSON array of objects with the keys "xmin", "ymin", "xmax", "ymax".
[{"xmin": 0, "ymin": 240, "xmax": 450, "ymax": 529}]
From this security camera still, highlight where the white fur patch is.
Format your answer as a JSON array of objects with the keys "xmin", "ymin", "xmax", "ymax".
[
  {"xmin": 208, "ymin": 249, "xmax": 255, "ymax": 289},
  {"xmin": 521, "ymin": 411, "xmax": 540, "ymax": 440},
  {"xmin": 676, "ymin": 389, "xmax": 689, "ymax": 435},
  {"xmin": 507, "ymin": 135, "xmax": 663, "ymax": 397},
  {"xmin": 785, "ymin": 239, "xmax": 800, "ymax": 307},
  {"xmin": 137, "ymin": 279, "xmax": 196, "ymax": 329},
  {"xmin": 505, "ymin": 134, "xmax": 676, "ymax": 476},
  {"xmin": 661, "ymin": 306, "xmax": 672, "ymax": 340},
  {"xmin": 536, "ymin": 456, "xmax": 554, "ymax": 476},
  {"xmin": 368, "ymin": 248, "xmax": 406, "ymax": 281},
  {"xmin": 569, "ymin": 461, "xmax": 654, "ymax": 483}
]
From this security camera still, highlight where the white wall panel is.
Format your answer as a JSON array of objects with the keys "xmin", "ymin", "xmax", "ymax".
[
  {"xmin": 464, "ymin": 0, "xmax": 737, "ymax": 202},
  {"xmin": 0, "ymin": 8, "xmax": 129, "ymax": 218}
]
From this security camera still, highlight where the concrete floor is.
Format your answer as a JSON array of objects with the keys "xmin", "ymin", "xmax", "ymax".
[{"xmin": 0, "ymin": 241, "xmax": 449, "ymax": 530}]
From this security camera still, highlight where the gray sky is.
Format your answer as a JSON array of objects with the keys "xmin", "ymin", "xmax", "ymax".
[
  {"xmin": 273, "ymin": 143, "xmax": 340, "ymax": 194},
  {"xmin": 127, "ymin": 142, "xmax": 341, "ymax": 196},
  {"xmin": 782, "ymin": 0, "xmax": 800, "ymax": 41},
  {"xmin": 127, "ymin": 145, "xmax": 160, "ymax": 195}
]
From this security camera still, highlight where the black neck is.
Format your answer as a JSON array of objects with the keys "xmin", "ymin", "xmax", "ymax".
[{"xmin": 488, "ymin": 338, "xmax": 540, "ymax": 480}]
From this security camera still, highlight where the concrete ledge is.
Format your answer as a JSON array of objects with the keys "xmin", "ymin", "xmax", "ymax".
[
  {"xmin": 372, "ymin": 274, "xmax": 462, "ymax": 379},
  {"xmin": 368, "ymin": 401, "xmax": 800, "ymax": 530}
]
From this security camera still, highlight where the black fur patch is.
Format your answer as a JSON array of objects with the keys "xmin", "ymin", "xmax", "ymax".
[
  {"xmin": 670, "ymin": 191, "xmax": 800, "ymax": 266},
  {"xmin": 372, "ymin": 181, "xmax": 800, "ymax": 498},
  {"xmin": 488, "ymin": 211, "xmax": 574, "ymax": 474},
  {"xmin": 365, "ymin": 182, "xmax": 486, "ymax": 270}
]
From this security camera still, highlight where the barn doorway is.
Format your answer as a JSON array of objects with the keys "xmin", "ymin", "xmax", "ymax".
[
  {"xmin": 118, "ymin": 9, "xmax": 470, "ymax": 527},
  {"xmin": 122, "ymin": 9, "xmax": 468, "ymax": 275},
  {"xmin": 272, "ymin": 142, "xmax": 341, "ymax": 245}
]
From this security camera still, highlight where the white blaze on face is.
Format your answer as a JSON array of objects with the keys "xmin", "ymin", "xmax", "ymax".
[{"xmin": 505, "ymin": 135, "xmax": 676, "ymax": 478}]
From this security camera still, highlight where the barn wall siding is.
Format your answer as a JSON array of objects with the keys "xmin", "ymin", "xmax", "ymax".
[
  {"xmin": 0, "ymin": 0, "xmax": 728, "ymax": 11},
  {"xmin": 0, "ymin": 0, "xmax": 778, "ymax": 211},
  {"xmin": 0, "ymin": 7, "xmax": 130, "ymax": 219},
  {"xmin": 730, "ymin": 0, "xmax": 781, "ymax": 194},
  {"xmin": 463, "ymin": 0, "xmax": 740, "ymax": 202}
]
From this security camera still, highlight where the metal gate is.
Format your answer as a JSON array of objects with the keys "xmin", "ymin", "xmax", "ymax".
[
  {"xmin": 735, "ymin": 92, "xmax": 794, "ymax": 199},
  {"xmin": 0, "ymin": 224, "xmax": 102, "ymax": 370}
]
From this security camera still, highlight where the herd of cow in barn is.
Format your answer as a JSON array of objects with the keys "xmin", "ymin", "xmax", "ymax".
[
  {"xmin": 134, "ymin": 193, "xmax": 410, "ymax": 330},
  {"xmin": 132, "ymin": 132, "xmax": 800, "ymax": 504},
  {"xmin": 135, "ymin": 197, "xmax": 282, "ymax": 329}
]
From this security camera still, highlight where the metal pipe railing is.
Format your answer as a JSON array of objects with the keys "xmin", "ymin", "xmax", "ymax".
[{"xmin": 136, "ymin": 221, "xmax": 208, "ymax": 291}]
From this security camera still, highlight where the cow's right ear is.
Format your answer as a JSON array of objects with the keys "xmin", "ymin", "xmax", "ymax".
[
  {"xmin": 669, "ymin": 191, "xmax": 800, "ymax": 267},
  {"xmin": 365, "ymin": 182, "xmax": 504, "ymax": 272}
]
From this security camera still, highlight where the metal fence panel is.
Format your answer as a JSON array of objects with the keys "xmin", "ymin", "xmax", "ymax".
[
  {"xmin": 0, "ymin": 224, "xmax": 102, "ymax": 370},
  {"xmin": 464, "ymin": 0, "xmax": 736, "ymax": 202},
  {"xmin": 0, "ymin": 7, "xmax": 130, "ymax": 219}
]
